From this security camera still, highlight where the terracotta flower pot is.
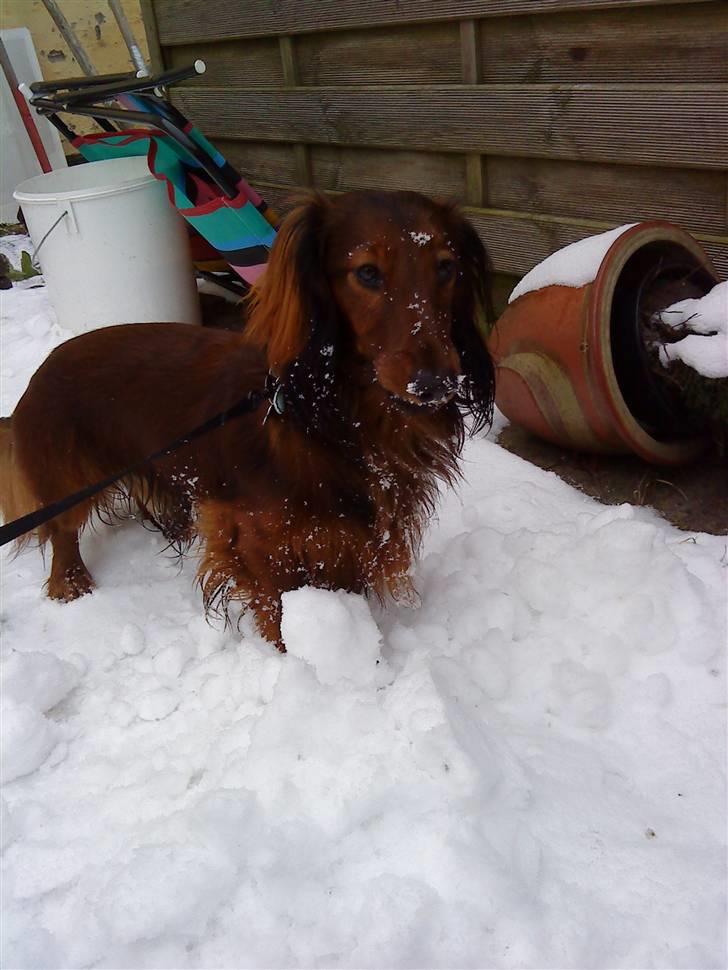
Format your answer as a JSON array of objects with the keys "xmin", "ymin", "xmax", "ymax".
[{"xmin": 488, "ymin": 222, "xmax": 720, "ymax": 464}]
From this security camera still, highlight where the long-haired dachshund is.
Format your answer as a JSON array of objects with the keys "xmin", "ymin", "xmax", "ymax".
[{"xmin": 0, "ymin": 190, "xmax": 495, "ymax": 648}]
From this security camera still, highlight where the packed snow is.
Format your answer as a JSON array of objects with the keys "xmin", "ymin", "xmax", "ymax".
[
  {"xmin": 1, "ymin": 237, "xmax": 726, "ymax": 969},
  {"xmin": 658, "ymin": 280, "xmax": 728, "ymax": 380},
  {"xmin": 508, "ymin": 224, "xmax": 636, "ymax": 304}
]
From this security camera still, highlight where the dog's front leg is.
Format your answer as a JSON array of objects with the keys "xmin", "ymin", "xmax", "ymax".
[{"xmin": 47, "ymin": 526, "xmax": 95, "ymax": 601}]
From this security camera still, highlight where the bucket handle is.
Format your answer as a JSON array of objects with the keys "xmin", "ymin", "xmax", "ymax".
[{"xmin": 31, "ymin": 203, "xmax": 78, "ymax": 269}]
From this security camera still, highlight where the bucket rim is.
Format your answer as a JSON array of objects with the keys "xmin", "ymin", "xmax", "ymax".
[{"xmin": 13, "ymin": 157, "xmax": 156, "ymax": 204}]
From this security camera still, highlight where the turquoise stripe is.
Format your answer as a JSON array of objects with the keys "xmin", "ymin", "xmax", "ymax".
[
  {"xmin": 187, "ymin": 126, "xmax": 226, "ymax": 168},
  {"xmin": 186, "ymin": 203, "xmax": 276, "ymax": 251}
]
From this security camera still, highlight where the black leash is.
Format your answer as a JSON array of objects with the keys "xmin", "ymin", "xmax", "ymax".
[{"xmin": 0, "ymin": 381, "xmax": 280, "ymax": 548}]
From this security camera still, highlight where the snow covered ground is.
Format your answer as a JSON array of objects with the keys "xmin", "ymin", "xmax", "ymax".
[{"xmin": 1, "ymin": 238, "xmax": 726, "ymax": 969}]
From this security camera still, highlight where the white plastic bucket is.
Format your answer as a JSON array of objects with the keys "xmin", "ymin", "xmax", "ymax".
[{"xmin": 14, "ymin": 156, "xmax": 201, "ymax": 333}]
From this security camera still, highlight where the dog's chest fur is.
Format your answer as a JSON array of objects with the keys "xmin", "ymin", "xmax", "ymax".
[{"xmin": 199, "ymin": 398, "xmax": 462, "ymax": 610}]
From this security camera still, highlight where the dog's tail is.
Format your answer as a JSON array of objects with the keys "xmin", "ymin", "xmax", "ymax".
[{"xmin": 0, "ymin": 417, "xmax": 37, "ymax": 548}]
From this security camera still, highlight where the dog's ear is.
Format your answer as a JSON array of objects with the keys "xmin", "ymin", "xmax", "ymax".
[
  {"xmin": 449, "ymin": 210, "xmax": 497, "ymax": 436},
  {"xmin": 245, "ymin": 192, "xmax": 334, "ymax": 373},
  {"xmin": 245, "ymin": 193, "xmax": 345, "ymax": 435}
]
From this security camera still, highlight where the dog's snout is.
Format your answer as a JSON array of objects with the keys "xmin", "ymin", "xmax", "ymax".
[{"xmin": 407, "ymin": 369, "xmax": 459, "ymax": 405}]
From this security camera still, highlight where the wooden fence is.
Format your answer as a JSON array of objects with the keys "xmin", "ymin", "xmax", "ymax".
[{"xmin": 141, "ymin": 0, "xmax": 728, "ymax": 300}]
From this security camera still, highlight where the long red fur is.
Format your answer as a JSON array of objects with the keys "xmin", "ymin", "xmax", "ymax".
[{"xmin": 0, "ymin": 190, "xmax": 495, "ymax": 649}]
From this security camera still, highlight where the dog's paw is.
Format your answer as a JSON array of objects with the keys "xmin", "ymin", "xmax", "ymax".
[
  {"xmin": 47, "ymin": 566, "xmax": 95, "ymax": 603},
  {"xmin": 389, "ymin": 574, "xmax": 421, "ymax": 609}
]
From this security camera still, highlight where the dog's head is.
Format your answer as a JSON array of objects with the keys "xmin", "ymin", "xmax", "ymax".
[{"xmin": 245, "ymin": 190, "xmax": 495, "ymax": 435}]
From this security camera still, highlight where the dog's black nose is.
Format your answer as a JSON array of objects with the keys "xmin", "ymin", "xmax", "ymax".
[{"xmin": 408, "ymin": 370, "xmax": 458, "ymax": 405}]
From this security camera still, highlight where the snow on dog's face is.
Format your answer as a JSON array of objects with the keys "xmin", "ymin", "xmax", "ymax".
[{"xmin": 244, "ymin": 189, "xmax": 496, "ymax": 435}]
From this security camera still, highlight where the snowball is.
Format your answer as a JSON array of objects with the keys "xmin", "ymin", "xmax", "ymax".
[
  {"xmin": 134, "ymin": 688, "xmax": 180, "ymax": 721},
  {"xmin": 0, "ymin": 650, "xmax": 79, "ymax": 713},
  {"xmin": 118, "ymin": 623, "xmax": 146, "ymax": 657},
  {"xmin": 640, "ymin": 673, "xmax": 673, "ymax": 708},
  {"xmin": 152, "ymin": 641, "xmax": 194, "ymax": 680},
  {"xmin": 509, "ymin": 224, "xmax": 636, "ymax": 303},
  {"xmin": 281, "ymin": 587, "xmax": 384, "ymax": 686},
  {"xmin": 0, "ymin": 701, "xmax": 59, "ymax": 783}
]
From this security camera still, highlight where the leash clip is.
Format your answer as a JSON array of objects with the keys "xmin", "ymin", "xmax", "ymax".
[{"xmin": 263, "ymin": 374, "xmax": 286, "ymax": 425}]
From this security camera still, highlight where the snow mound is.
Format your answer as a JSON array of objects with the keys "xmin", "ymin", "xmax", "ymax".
[
  {"xmin": 0, "ymin": 700, "xmax": 61, "ymax": 784},
  {"xmin": 1, "ymin": 650, "xmax": 79, "ymax": 713},
  {"xmin": 658, "ymin": 280, "xmax": 728, "ymax": 379},
  {"xmin": 0, "ymin": 651, "xmax": 79, "ymax": 783},
  {"xmin": 282, "ymin": 587, "xmax": 385, "ymax": 686},
  {"xmin": 509, "ymin": 223, "xmax": 636, "ymax": 303}
]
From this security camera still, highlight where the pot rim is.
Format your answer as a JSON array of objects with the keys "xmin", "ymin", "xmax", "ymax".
[{"xmin": 588, "ymin": 220, "xmax": 718, "ymax": 465}]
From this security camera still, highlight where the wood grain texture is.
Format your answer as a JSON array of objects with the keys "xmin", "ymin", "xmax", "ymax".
[
  {"xmin": 465, "ymin": 155, "xmax": 486, "ymax": 207},
  {"xmin": 460, "ymin": 20, "xmax": 485, "ymax": 204},
  {"xmin": 296, "ymin": 22, "xmax": 460, "ymax": 86},
  {"xmin": 228, "ymin": 147, "xmax": 727, "ymax": 239},
  {"xmin": 309, "ymin": 146, "xmax": 466, "ymax": 197},
  {"xmin": 464, "ymin": 209, "xmax": 728, "ymax": 277},
  {"xmin": 166, "ymin": 39, "xmax": 283, "ymax": 86},
  {"xmin": 460, "ymin": 20, "xmax": 481, "ymax": 85},
  {"xmin": 211, "ymin": 141, "xmax": 298, "ymax": 187},
  {"xmin": 480, "ymin": 3, "xmax": 728, "ymax": 83},
  {"xmin": 486, "ymin": 157, "xmax": 728, "ymax": 233},
  {"xmin": 278, "ymin": 36, "xmax": 313, "ymax": 186},
  {"xmin": 171, "ymin": 84, "xmax": 728, "ymax": 170},
  {"xmin": 154, "ymin": 0, "xmax": 717, "ymax": 44},
  {"xmin": 278, "ymin": 36, "xmax": 299, "ymax": 84}
]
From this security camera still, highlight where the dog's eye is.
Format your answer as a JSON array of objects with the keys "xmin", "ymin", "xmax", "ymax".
[
  {"xmin": 436, "ymin": 258, "xmax": 456, "ymax": 283},
  {"xmin": 355, "ymin": 264, "xmax": 384, "ymax": 289}
]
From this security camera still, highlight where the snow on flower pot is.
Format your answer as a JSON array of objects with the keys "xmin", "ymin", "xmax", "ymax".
[{"xmin": 488, "ymin": 221, "xmax": 721, "ymax": 465}]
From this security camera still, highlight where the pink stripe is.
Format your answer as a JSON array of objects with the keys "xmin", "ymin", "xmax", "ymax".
[{"xmin": 230, "ymin": 263, "xmax": 268, "ymax": 285}]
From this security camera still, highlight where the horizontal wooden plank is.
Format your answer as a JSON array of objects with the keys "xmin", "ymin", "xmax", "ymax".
[
  {"xmin": 296, "ymin": 22, "xmax": 461, "ymax": 85},
  {"xmin": 480, "ymin": 3, "xmax": 728, "ymax": 83},
  {"xmin": 310, "ymin": 146, "xmax": 466, "ymax": 197},
  {"xmin": 230, "ymin": 147, "xmax": 726, "ymax": 235},
  {"xmin": 166, "ymin": 39, "xmax": 283, "ymax": 86},
  {"xmin": 237, "ymin": 183, "xmax": 728, "ymax": 278},
  {"xmin": 213, "ymin": 140, "xmax": 298, "ymax": 186},
  {"xmin": 154, "ymin": 0, "xmax": 718, "ymax": 45},
  {"xmin": 465, "ymin": 210, "xmax": 728, "ymax": 277},
  {"xmin": 486, "ymin": 157, "xmax": 728, "ymax": 233},
  {"xmin": 171, "ymin": 84, "xmax": 728, "ymax": 170}
]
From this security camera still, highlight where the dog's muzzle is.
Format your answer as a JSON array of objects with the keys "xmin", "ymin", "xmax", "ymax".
[{"xmin": 406, "ymin": 369, "xmax": 460, "ymax": 406}]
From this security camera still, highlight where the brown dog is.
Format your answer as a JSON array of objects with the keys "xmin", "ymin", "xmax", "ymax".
[{"xmin": 0, "ymin": 190, "xmax": 495, "ymax": 647}]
